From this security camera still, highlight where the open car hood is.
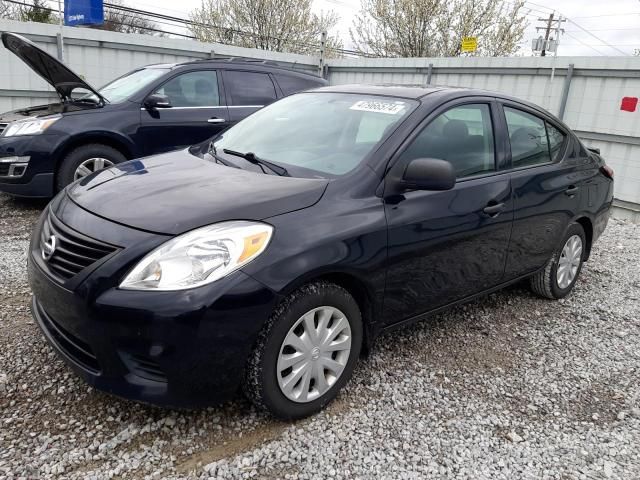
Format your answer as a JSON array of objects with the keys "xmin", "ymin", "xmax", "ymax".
[{"xmin": 1, "ymin": 32, "xmax": 106, "ymax": 104}]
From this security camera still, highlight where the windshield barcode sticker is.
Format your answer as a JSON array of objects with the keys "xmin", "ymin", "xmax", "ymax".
[{"xmin": 350, "ymin": 100, "xmax": 406, "ymax": 115}]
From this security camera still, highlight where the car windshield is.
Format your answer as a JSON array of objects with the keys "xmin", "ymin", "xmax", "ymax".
[
  {"xmin": 211, "ymin": 92, "xmax": 417, "ymax": 177},
  {"xmin": 97, "ymin": 67, "xmax": 169, "ymax": 103}
]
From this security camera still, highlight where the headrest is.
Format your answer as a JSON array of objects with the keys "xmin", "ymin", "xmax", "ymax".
[{"xmin": 443, "ymin": 119, "xmax": 469, "ymax": 139}]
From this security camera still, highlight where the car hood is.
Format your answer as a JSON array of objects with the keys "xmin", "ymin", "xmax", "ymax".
[
  {"xmin": 1, "ymin": 32, "xmax": 106, "ymax": 104},
  {"xmin": 0, "ymin": 102, "xmax": 98, "ymax": 122},
  {"xmin": 67, "ymin": 150, "xmax": 329, "ymax": 235}
]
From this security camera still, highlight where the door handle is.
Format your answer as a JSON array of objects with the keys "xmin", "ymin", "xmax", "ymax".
[
  {"xmin": 483, "ymin": 202, "xmax": 505, "ymax": 217},
  {"xmin": 208, "ymin": 118, "xmax": 226, "ymax": 124},
  {"xmin": 565, "ymin": 185, "xmax": 579, "ymax": 196}
]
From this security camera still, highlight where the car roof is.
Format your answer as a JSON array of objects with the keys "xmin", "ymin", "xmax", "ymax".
[
  {"xmin": 144, "ymin": 57, "xmax": 324, "ymax": 80},
  {"xmin": 309, "ymin": 83, "xmax": 558, "ymax": 119}
]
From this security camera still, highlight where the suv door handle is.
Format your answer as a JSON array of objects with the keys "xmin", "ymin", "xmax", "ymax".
[
  {"xmin": 208, "ymin": 118, "xmax": 226, "ymax": 124},
  {"xmin": 565, "ymin": 185, "xmax": 579, "ymax": 196},
  {"xmin": 483, "ymin": 202, "xmax": 505, "ymax": 217}
]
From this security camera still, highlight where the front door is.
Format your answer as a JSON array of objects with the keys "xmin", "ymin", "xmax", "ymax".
[
  {"xmin": 383, "ymin": 101, "xmax": 514, "ymax": 326},
  {"xmin": 139, "ymin": 70, "xmax": 229, "ymax": 155}
]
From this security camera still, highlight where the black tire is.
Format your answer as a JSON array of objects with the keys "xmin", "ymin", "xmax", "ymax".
[
  {"xmin": 56, "ymin": 144, "xmax": 126, "ymax": 191},
  {"xmin": 243, "ymin": 281, "xmax": 362, "ymax": 420},
  {"xmin": 530, "ymin": 222, "xmax": 586, "ymax": 299}
]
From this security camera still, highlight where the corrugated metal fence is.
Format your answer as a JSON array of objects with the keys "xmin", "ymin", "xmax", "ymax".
[{"xmin": 0, "ymin": 20, "xmax": 638, "ymax": 216}]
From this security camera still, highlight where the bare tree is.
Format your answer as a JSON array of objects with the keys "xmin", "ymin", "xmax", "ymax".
[
  {"xmin": 0, "ymin": 0, "xmax": 56, "ymax": 23},
  {"xmin": 189, "ymin": 0, "xmax": 342, "ymax": 56},
  {"xmin": 350, "ymin": 0, "xmax": 528, "ymax": 57},
  {"xmin": 95, "ymin": 0, "xmax": 161, "ymax": 35}
]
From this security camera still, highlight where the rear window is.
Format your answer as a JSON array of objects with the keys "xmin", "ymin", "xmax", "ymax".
[
  {"xmin": 275, "ymin": 74, "xmax": 324, "ymax": 96},
  {"xmin": 225, "ymin": 71, "xmax": 277, "ymax": 106}
]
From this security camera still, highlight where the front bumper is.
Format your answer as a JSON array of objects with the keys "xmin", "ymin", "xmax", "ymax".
[
  {"xmin": 0, "ymin": 134, "xmax": 60, "ymax": 197},
  {"xmin": 28, "ymin": 203, "xmax": 281, "ymax": 408}
]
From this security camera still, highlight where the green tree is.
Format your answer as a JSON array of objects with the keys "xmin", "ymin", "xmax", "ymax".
[
  {"xmin": 350, "ymin": 0, "xmax": 528, "ymax": 57},
  {"xmin": 189, "ymin": 0, "xmax": 342, "ymax": 56}
]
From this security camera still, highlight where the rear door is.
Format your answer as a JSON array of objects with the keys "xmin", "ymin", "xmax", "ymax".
[
  {"xmin": 221, "ymin": 70, "xmax": 278, "ymax": 124},
  {"xmin": 383, "ymin": 99, "xmax": 514, "ymax": 325},
  {"xmin": 139, "ymin": 69, "xmax": 229, "ymax": 154},
  {"xmin": 499, "ymin": 102, "xmax": 584, "ymax": 279}
]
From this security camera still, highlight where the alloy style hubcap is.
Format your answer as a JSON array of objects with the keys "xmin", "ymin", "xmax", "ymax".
[
  {"xmin": 74, "ymin": 158, "xmax": 114, "ymax": 180},
  {"xmin": 557, "ymin": 235, "xmax": 583, "ymax": 289},
  {"xmin": 277, "ymin": 306, "xmax": 352, "ymax": 403}
]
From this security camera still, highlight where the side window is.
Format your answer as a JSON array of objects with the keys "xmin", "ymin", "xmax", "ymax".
[
  {"xmin": 225, "ymin": 71, "xmax": 277, "ymax": 106},
  {"xmin": 154, "ymin": 71, "xmax": 219, "ymax": 108},
  {"xmin": 546, "ymin": 122, "xmax": 566, "ymax": 162},
  {"xmin": 275, "ymin": 74, "xmax": 322, "ymax": 96},
  {"xmin": 398, "ymin": 104, "xmax": 495, "ymax": 178},
  {"xmin": 504, "ymin": 107, "xmax": 551, "ymax": 167}
]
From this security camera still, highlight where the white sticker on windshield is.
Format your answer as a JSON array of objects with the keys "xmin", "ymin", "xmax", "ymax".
[{"xmin": 350, "ymin": 100, "xmax": 406, "ymax": 115}]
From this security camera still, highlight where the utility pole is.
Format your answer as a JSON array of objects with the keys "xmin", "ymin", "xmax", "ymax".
[
  {"xmin": 535, "ymin": 12, "xmax": 565, "ymax": 57},
  {"xmin": 57, "ymin": 0, "xmax": 64, "ymax": 62}
]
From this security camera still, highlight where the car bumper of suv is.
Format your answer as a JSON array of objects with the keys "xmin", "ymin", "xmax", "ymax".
[
  {"xmin": 0, "ymin": 134, "xmax": 59, "ymax": 197},
  {"xmin": 27, "ymin": 211, "xmax": 281, "ymax": 408}
]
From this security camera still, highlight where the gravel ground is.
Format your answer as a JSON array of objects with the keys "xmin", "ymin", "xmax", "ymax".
[{"xmin": 0, "ymin": 192, "xmax": 639, "ymax": 480}]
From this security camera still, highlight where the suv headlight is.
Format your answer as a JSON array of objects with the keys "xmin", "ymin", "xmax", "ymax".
[
  {"xmin": 120, "ymin": 221, "xmax": 273, "ymax": 291},
  {"xmin": 3, "ymin": 115, "xmax": 61, "ymax": 137}
]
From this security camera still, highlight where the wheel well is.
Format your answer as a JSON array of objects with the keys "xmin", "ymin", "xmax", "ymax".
[
  {"xmin": 307, "ymin": 272, "xmax": 376, "ymax": 354},
  {"xmin": 575, "ymin": 216, "xmax": 593, "ymax": 260},
  {"xmin": 54, "ymin": 136, "xmax": 133, "ymax": 170}
]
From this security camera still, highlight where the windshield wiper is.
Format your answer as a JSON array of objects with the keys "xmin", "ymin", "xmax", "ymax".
[
  {"xmin": 222, "ymin": 149, "xmax": 289, "ymax": 177},
  {"xmin": 207, "ymin": 143, "xmax": 241, "ymax": 169}
]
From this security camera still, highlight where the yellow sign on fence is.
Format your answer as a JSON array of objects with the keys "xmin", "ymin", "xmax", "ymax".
[{"xmin": 461, "ymin": 37, "xmax": 478, "ymax": 52}]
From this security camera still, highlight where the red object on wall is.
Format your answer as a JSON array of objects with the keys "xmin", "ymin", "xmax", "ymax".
[{"xmin": 620, "ymin": 97, "xmax": 638, "ymax": 112}]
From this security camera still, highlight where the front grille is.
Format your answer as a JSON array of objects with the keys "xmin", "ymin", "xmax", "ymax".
[
  {"xmin": 120, "ymin": 352, "xmax": 168, "ymax": 383},
  {"xmin": 0, "ymin": 164, "xmax": 8, "ymax": 176},
  {"xmin": 0, "ymin": 123, "xmax": 7, "ymax": 135},
  {"xmin": 40, "ymin": 212, "xmax": 118, "ymax": 280},
  {"xmin": 34, "ymin": 300, "xmax": 101, "ymax": 374}
]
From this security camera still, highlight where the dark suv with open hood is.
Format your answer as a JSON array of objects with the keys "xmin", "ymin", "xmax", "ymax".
[{"xmin": 0, "ymin": 32, "xmax": 326, "ymax": 197}]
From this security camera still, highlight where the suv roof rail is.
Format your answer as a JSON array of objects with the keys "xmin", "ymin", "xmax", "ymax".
[{"xmin": 179, "ymin": 56, "xmax": 320, "ymax": 77}]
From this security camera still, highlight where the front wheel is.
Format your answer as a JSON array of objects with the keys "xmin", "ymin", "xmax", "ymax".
[
  {"xmin": 530, "ymin": 222, "xmax": 586, "ymax": 299},
  {"xmin": 56, "ymin": 144, "xmax": 126, "ymax": 191},
  {"xmin": 243, "ymin": 282, "xmax": 362, "ymax": 419}
]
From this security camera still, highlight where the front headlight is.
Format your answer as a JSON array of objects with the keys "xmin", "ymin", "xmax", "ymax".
[
  {"xmin": 3, "ymin": 115, "xmax": 61, "ymax": 137},
  {"xmin": 120, "ymin": 221, "xmax": 273, "ymax": 291}
]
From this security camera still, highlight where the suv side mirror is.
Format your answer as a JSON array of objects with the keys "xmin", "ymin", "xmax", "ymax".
[
  {"xmin": 400, "ymin": 158, "xmax": 456, "ymax": 191},
  {"xmin": 144, "ymin": 94, "xmax": 172, "ymax": 109}
]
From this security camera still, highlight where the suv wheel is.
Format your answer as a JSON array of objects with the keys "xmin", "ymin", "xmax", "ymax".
[
  {"xmin": 530, "ymin": 222, "xmax": 586, "ymax": 299},
  {"xmin": 57, "ymin": 144, "xmax": 126, "ymax": 191},
  {"xmin": 244, "ymin": 282, "xmax": 362, "ymax": 419}
]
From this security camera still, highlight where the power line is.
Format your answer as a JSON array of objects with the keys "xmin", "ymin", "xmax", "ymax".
[
  {"xmin": 563, "ymin": 31, "xmax": 608, "ymax": 56},
  {"xmin": 565, "ymin": 18, "xmax": 629, "ymax": 56}
]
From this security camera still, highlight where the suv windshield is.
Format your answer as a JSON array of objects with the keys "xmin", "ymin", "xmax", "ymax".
[
  {"xmin": 212, "ymin": 92, "xmax": 417, "ymax": 177},
  {"xmin": 98, "ymin": 67, "xmax": 169, "ymax": 103}
]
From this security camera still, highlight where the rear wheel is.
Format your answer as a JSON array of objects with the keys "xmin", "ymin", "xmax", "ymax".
[
  {"xmin": 56, "ymin": 144, "xmax": 126, "ymax": 191},
  {"xmin": 243, "ymin": 282, "xmax": 362, "ymax": 419},
  {"xmin": 530, "ymin": 222, "xmax": 586, "ymax": 299}
]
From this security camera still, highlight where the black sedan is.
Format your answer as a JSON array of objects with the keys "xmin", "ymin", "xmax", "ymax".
[{"xmin": 28, "ymin": 85, "xmax": 613, "ymax": 419}]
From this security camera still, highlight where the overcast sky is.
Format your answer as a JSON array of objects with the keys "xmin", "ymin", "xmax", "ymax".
[{"xmin": 62, "ymin": 0, "xmax": 640, "ymax": 56}]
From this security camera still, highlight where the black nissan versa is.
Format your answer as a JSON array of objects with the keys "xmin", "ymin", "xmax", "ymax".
[
  {"xmin": 0, "ymin": 32, "xmax": 326, "ymax": 197},
  {"xmin": 28, "ymin": 85, "xmax": 613, "ymax": 419}
]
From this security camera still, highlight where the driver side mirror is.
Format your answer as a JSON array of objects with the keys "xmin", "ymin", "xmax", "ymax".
[
  {"xmin": 399, "ymin": 158, "xmax": 456, "ymax": 191},
  {"xmin": 144, "ymin": 94, "xmax": 172, "ymax": 109}
]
